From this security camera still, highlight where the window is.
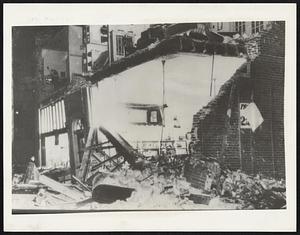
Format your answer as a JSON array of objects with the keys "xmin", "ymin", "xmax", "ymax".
[
  {"xmin": 125, "ymin": 103, "xmax": 163, "ymax": 126},
  {"xmin": 217, "ymin": 22, "xmax": 223, "ymax": 30},
  {"xmin": 60, "ymin": 72, "xmax": 65, "ymax": 78},
  {"xmin": 101, "ymin": 36, "xmax": 108, "ymax": 43},
  {"xmin": 146, "ymin": 109, "xmax": 162, "ymax": 125},
  {"xmin": 149, "ymin": 110, "xmax": 158, "ymax": 123},
  {"xmin": 116, "ymin": 35, "xmax": 125, "ymax": 56},
  {"xmin": 100, "ymin": 25, "xmax": 108, "ymax": 43},
  {"xmin": 235, "ymin": 22, "xmax": 246, "ymax": 34},
  {"xmin": 83, "ymin": 26, "xmax": 90, "ymax": 44},
  {"xmin": 124, "ymin": 36, "xmax": 134, "ymax": 56},
  {"xmin": 100, "ymin": 25, "xmax": 108, "ymax": 35},
  {"xmin": 251, "ymin": 21, "xmax": 264, "ymax": 34}
]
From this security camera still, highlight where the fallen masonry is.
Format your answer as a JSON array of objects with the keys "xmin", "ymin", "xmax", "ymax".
[{"xmin": 12, "ymin": 139, "xmax": 286, "ymax": 211}]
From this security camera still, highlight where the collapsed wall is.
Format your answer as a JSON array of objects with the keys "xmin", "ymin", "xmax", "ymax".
[
  {"xmin": 186, "ymin": 63, "xmax": 250, "ymax": 186},
  {"xmin": 186, "ymin": 22, "xmax": 285, "ymax": 186}
]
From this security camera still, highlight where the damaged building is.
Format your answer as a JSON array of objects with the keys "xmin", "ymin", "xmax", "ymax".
[{"xmin": 12, "ymin": 22, "xmax": 286, "ymax": 211}]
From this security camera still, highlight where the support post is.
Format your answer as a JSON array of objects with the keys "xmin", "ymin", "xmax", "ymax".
[
  {"xmin": 67, "ymin": 119, "xmax": 77, "ymax": 181},
  {"xmin": 40, "ymin": 136, "xmax": 46, "ymax": 166}
]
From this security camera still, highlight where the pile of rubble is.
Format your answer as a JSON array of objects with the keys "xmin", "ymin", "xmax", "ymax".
[
  {"xmin": 184, "ymin": 155, "xmax": 286, "ymax": 209},
  {"xmin": 12, "ymin": 153, "xmax": 286, "ymax": 211},
  {"xmin": 219, "ymin": 169, "xmax": 286, "ymax": 209}
]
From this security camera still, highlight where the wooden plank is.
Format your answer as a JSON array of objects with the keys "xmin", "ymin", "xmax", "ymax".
[
  {"xmin": 61, "ymin": 100, "xmax": 66, "ymax": 127},
  {"xmin": 49, "ymin": 105, "xmax": 53, "ymax": 132},
  {"xmin": 77, "ymin": 128, "xmax": 96, "ymax": 181},
  {"xmin": 40, "ymin": 128, "xmax": 67, "ymax": 138},
  {"xmin": 111, "ymin": 160, "xmax": 126, "ymax": 172},
  {"xmin": 12, "ymin": 183, "xmax": 46, "ymax": 191},
  {"xmin": 91, "ymin": 153, "xmax": 120, "ymax": 171},
  {"xmin": 98, "ymin": 126, "xmax": 138, "ymax": 166},
  {"xmin": 71, "ymin": 175, "xmax": 92, "ymax": 192},
  {"xmin": 39, "ymin": 175, "xmax": 84, "ymax": 201},
  {"xmin": 46, "ymin": 107, "xmax": 49, "ymax": 133},
  {"xmin": 84, "ymin": 144, "xmax": 114, "ymax": 151},
  {"xmin": 92, "ymin": 152, "xmax": 103, "ymax": 163},
  {"xmin": 51, "ymin": 105, "xmax": 56, "ymax": 130},
  {"xmin": 57, "ymin": 101, "xmax": 62, "ymax": 129}
]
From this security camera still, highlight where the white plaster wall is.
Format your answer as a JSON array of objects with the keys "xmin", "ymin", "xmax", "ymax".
[{"xmin": 90, "ymin": 52, "xmax": 246, "ymax": 143}]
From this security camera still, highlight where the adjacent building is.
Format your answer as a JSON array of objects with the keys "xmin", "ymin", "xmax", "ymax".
[
  {"xmin": 210, "ymin": 21, "xmax": 271, "ymax": 36},
  {"xmin": 32, "ymin": 24, "xmax": 149, "ymax": 168}
]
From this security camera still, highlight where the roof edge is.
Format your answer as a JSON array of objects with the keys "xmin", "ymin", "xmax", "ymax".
[{"xmin": 89, "ymin": 35, "xmax": 248, "ymax": 84}]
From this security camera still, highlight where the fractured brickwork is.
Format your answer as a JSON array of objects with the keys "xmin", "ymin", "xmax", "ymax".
[{"xmin": 186, "ymin": 22, "xmax": 285, "ymax": 187}]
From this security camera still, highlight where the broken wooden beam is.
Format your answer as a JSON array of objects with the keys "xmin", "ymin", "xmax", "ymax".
[
  {"xmin": 39, "ymin": 175, "xmax": 84, "ymax": 201},
  {"xmin": 77, "ymin": 128, "xmax": 97, "ymax": 182},
  {"xmin": 12, "ymin": 184, "xmax": 47, "ymax": 194},
  {"xmin": 71, "ymin": 175, "xmax": 92, "ymax": 192},
  {"xmin": 91, "ymin": 153, "xmax": 121, "ymax": 171}
]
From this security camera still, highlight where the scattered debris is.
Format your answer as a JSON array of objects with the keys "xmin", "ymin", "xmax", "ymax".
[
  {"xmin": 40, "ymin": 167, "xmax": 71, "ymax": 183},
  {"xmin": 12, "ymin": 131, "xmax": 286, "ymax": 210},
  {"xmin": 39, "ymin": 175, "xmax": 85, "ymax": 201},
  {"xmin": 12, "ymin": 183, "xmax": 47, "ymax": 194},
  {"xmin": 218, "ymin": 170, "xmax": 286, "ymax": 209}
]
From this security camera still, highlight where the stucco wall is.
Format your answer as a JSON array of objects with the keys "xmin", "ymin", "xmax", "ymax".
[{"xmin": 89, "ymin": 52, "xmax": 246, "ymax": 146}]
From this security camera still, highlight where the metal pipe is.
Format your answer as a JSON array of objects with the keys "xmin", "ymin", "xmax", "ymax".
[{"xmin": 160, "ymin": 59, "xmax": 166, "ymax": 154}]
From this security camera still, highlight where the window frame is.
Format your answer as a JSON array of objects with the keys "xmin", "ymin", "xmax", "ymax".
[
  {"xmin": 116, "ymin": 35, "xmax": 125, "ymax": 56},
  {"xmin": 125, "ymin": 103, "xmax": 163, "ymax": 126},
  {"xmin": 251, "ymin": 21, "xmax": 264, "ymax": 34},
  {"xmin": 235, "ymin": 21, "xmax": 246, "ymax": 34},
  {"xmin": 217, "ymin": 22, "xmax": 223, "ymax": 31}
]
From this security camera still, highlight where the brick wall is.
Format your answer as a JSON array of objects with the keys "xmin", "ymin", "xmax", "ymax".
[
  {"xmin": 247, "ymin": 21, "xmax": 285, "ymax": 178},
  {"xmin": 186, "ymin": 22, "xmax": 285, "ymax": 186},
  {"xmin": 251, "ymin": 54, "xmax": 285, "ymax": 178},
  {"xmin": 190, "ymin": 64, "xmax": 250, "ymax": 167}
]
